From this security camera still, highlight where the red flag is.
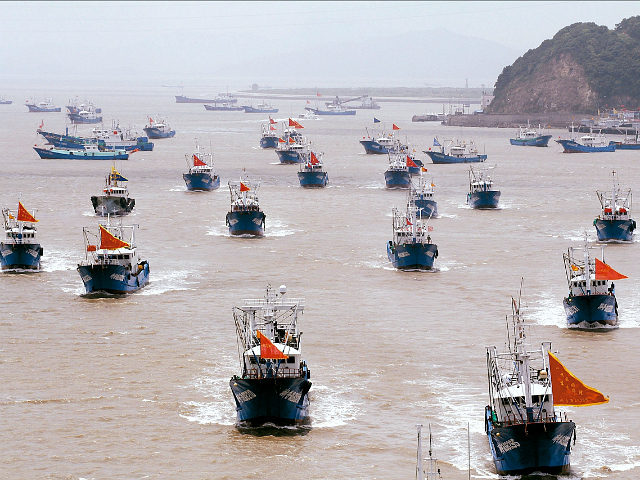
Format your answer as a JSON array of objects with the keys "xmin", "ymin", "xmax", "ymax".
[
  {"xmin": 316, "ymin": 92, "xmax": 322, "ymax": 97},
  {"xmin": 428, "ymin": 225, "xmax": 434, "ymax": 232},
  {"xmin": 289, "ymin": 118, "xmax": 304, "ymax": 129},
  {"xmin": 269, "ymin": 117, "xmax": 276, "ymax": 124},
  {"xmin": 149, "ymin": 117, "xmax": 153, "ymax": 124},
  {"xmin": 193, "ymin": 154, "xmax": 206, "ymax": 166},
  {"xmin": 392, "ymin": 124, "xmax": 400, "ymax": 130},
  {"xmin": 99, "ymin": 225, "xmax": 130, "ymax": 250},
  {"xmin": 288, "ymin": 137, "xmax": 296, "ymax": 144},
  {"xmin": 406, "ymin": 156, "xmax": 418, "ymax": 168},
  {"xmin": 549, "ymin": 351, "xmax": 608, "ymax": 406},
  {"xmin": 310, "ymin": 152, "xmax": 319, "ymax": 165},
  {"xmin": 269, "ymin": 125, "xmax": 276, "ymax": 131},
  {"xmin": 595, "ymin": 258, "xmax": 627, "ymax": 280},
  {"xmin": 17, "ymin": 202, "xmax": 38, "ymax": 223},
  {"xmin": 256, "ymin": 330, "xmax": 288, "ymax": 360},
  {"xmin": 421, "ymin": 167, "xmax": 428, "ymax": 172},
  {"xmin": 406, "ymin": 218, "xmax": 412, "ymax": 226},
  {"xmin": 278, "ymin": 137, "xmax": 285, "ymax": 143},
  {"xmin": 86, "ymin": 245, "xmax": 97, "ymax": 252},
  {"xmin": 240, "ymin": 182, "xmax": 250, "ymax": 192},
  {"xmin": 38, "ymin": 120, "xmax": 44, "ymax": 129}
]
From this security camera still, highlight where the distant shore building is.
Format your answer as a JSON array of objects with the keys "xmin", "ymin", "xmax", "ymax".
[{"xmin": 481, "ymin": 92, "xmax": 494, "ymax": 110}]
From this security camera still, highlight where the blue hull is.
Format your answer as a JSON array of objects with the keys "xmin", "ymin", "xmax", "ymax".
[
  {"xmin": 485, "ymin": 408, "xmax": 574, "ymax": 475},
  {"xmin": 204, "ymin": 104, "xmax": 244, "ymax": 111},
  {"xmin": 226, "ymin": 210, "xmax": 265, "ymax": 236},
  {"xmin": 384, "ymin": 170, "xmax": 411, "ymax": 189},
  {"xmin": 556, "ymin": 139, "xmax": 615, "ymax": 153},
  {"xmin": 38, "ymin": 131, "xmax": 153, "ymax": 151},
  {"xmin": 426, "ymin": 151, "xmax": 487, "ymax": 164},
  {"xmin": 415, "ymin": 198, "xmax": 438, "ymax": 218},
  {"xmin": 360, "ymin": 140, "xmax": 393, "ymax": 154},
  {"xmin": 67, "ymin": 113, "xmax": 103, "ymax": 124},
  {"xmin": 143, "ymin": 127, "xmax": 175, "ymax": 139},
  {"xmin": 243, "ymin": 106, "xmax": 279, "ymax": 113},
  {"xmin": 509, "ymin": 135, "xmax": 552, "ymax": 146},
  {"xmin": 77, "ymin": 262, "xmax": 149, "ymax": 294},
  {"xmin": 260, "ymin": 136, "xmax": 279, "ymax": 149},
  {"xmin": 276, "ymin": 150, "xmax": 302, "ymax": 164},
  {"xmin": 387, "ymin": 241, "xmax": 438, "ymax": 270},
  {"xmin": 468, "ymin": 190, "xmax": 500, "ymax": 209},
  {"xmin": 183, "ymin": 172, "xmax": 220, "ymax": 191},
  {"xmin": 609, "ymin": 141, "xmax": 640, "ymax": 150},
  {"xmin": 564, "ymin": 294, "xmax": 618, "ymax": 329},
  {"xmin": 0, "ymin": 242, "xmax": 42, "ymax": 270},
  {"xmin": 34, "ymin": 147, "xmax": 129, "ymax": 160},
  {"xmin": 229, "ymin": 376, "xmax": 311, "ymax": 426},
  {"xmin": 594, "ymin": 218, "xmax": 636, "ymax": 242},
  {"xmin": 298, "ymin": 171, "xmax": 328, "ymax": 188}
]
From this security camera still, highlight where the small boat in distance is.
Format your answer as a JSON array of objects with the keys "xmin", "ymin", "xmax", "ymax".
[
  {"xmin": 25, "ymin": 98, "xmax": 61, "ymax": 112},
  {"xmin": 243, "ymin": 102, "xmax": 279, "ymax": 113},
  {"xmin": 424, "ymin": 138, "xmax": 487, "ymax": 164},
  {"xmin": 467, "ymin": 166, "xmax": 500, "ymax": 209},
  {"xmin": 68, "ymin": 107, "xmax": 103, "ymax": 124},
  {"xmin": 77, "ymin": 222, "xmax": 150, "ymax": 294},
  {"xmin": 556, "ymin": 127, "xmax": 615, "ymax": 153},
  {"xmin": 66, "ymin": 97, "xmax": 102, "ymax": 114},
  {"xmin": 0, "ymin": 202, "xmax": 42, "ymax": 271},
  {"xmin": 229, "ymin": 284, "xmax": 311, "ymax": 427},
  {"xmin": 416, "ymin": 425, "xmax": 443, "ymax": 480},
  {"xmin": 143, "ymin": 117, "xmax": 176, "ymax": 139},
  {"xmin": 387, "ymin": 203, "xmax": 438, "ymax": 270},
  {"xmin": 175, "ymin": 95, "xmax": 217, "ymax": 103},
  {"xmin": 563, "ymin": 235, "xmax": 624, "ymax": 330},
  {"xmin": 509, "ymin": 122, "xmax": 552, "ymax": 146},
  {"xmin": 360, "ymin": 130, "xmax": 408, "ymax": 155},
  {"xmin": 203, "ymin": 102, "xmax": 244, "ymax": 112},
  {"xmin": 609, "ymin": 131, "xmax": 640, "ymax": 150},
  {"xmin": 297, "ymin": 151, "xmax": 328, "ymax": 188},
  {"xmin": 304, "ymin": 104, "xmax": 356, "ymax": 116},
  {"xmin": 593, "ymin": 170, "xmax": 636, "ymax": 242},
  {"xmin": 183, "ymin": 144, "xmax": 220, "ymax": 191},
  {"xmin": 226, "ymin": 179, "xmax": 266, "ymax": 237},
  {"xmin": 259, "ymin": 122, "xmax": 279, "ymax": 149},
  {"xmin": 91, "ymin": 166, "xmax": 135, "ymax": 216},
  {"xmin": 0, "ymin": 97, "xmax": 12, "ymax": 105},
  {"xmin": 410, "ymin": 176, "xmax": 438, "ymax": 218}
]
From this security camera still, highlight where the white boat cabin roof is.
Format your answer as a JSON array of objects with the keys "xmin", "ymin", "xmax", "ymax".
[{"xmin": 244, "ymin": 343, "xmax": 301, "ymax": 357}]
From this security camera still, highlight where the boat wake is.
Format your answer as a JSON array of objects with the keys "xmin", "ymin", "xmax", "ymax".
[
  {"xmin": 139, "ymin": 269, "xmax": 199, "ymax": 295},
  {"xmin": 40, "ymin": 248, "xmax": 77, "ymax": 272}
]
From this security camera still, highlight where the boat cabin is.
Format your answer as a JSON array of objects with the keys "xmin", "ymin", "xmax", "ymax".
[
  {"xmin": 103, "ymin": 186, "xmax": 128, "ymax": 197},
  {"xmin": 493, "ymin": 381, "xmax": 554, "ymax": 424},
  {"xmin": 569, "ymin": 273, "xmax": 611, "ymax": 297},
  {"xmin": 242, "ymin": 344, "xmax": 303, "ymax": 378}
]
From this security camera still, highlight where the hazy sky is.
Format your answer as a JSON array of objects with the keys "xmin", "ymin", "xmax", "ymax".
[{"xmin": 1, "ymin": 1, "xmax": 639, "ymax": 90}]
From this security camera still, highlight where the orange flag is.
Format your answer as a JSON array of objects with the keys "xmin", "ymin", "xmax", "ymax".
[
  {"xmin": 278, "ymin": 137, "xmax": 285, "ymax": 143},
  {"xmin": 288, "ymin": 118, "xmax": 303, "ymax": 129},
  {"xmin": 406, "ymin": 155, "xmax": 418, "ymax": 168},
  {"xmin": 193, "ymin": 154, "xmax": 207, "ymax": 166},
  {"xmin": 17, "ymin": 202, "xmax": 38, "ymax": 222},
  {"xmin": 149, "ymin": 117, "xmax": 153, "ymax": 124},
  {"xmin": 239, "ymin": 182, "xmax": 250, "ymax": 192},
  {"xmin": 406, "ymin": 218, "xmax": 412, "ymax": 226},
  {"xmin": 288, "ymin": 137, "xmax": 296, "ymax": 144},
  {"xmin": 310, "ymin": 152, "xmax": 319, "ymax": 165},
  {"xmin": 269, "ymin": 125, "xmax": 276, "ymax": 131},
  {"xmin": 549, "ymin": 351, "xmax": 609, "ymax": 406},
  {"xmin": 256, "ymin": 330, "xmax": 288, "ymax": 360},
  {"xmin": 99, "ymin": 225, "xmax": 130, "ymax": 250},
  {"xmin": 421, "ymin": 167, "xmax": 428, "ymax": 172},
  {"xmin": 392, "ymin": 123, "xmax": 400, "ymax": 130},
  {"xmin": 595, "ymin": 258, "xmax": 627, "ymax": 280},
  {"xmin": 269, "ymin": 117, "xmax": 276, "ymax": 125}
]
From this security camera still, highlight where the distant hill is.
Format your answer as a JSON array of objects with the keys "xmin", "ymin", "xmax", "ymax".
[{"xmin": 487, "ymin": 16, "xmax": 640, "ymax": 114}]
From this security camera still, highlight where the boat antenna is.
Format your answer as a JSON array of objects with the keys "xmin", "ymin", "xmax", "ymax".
[
  {"xmin": 467, "ymin": 421, "xmax": 471, "ymax": 480},
  {"xmin": 428, "ymin": 423, "xmax": 432, "ymax": 458}
]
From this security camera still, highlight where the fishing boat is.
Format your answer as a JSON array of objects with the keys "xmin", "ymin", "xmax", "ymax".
[
  {"xmin": 275, "ymin": 136, "xmax": 310, "ymax": 164},
  {"xmin": 304, "ymin": 104, "xmax": 356, "ymax": 116},
  {"xmin": 406, "ymin": 154, "xmax": 425, "ymax": 175},
  {"xmin": 384, "ymin": 153, "xmax": 412, "ymax": 189},
  {"xmin": 259, "ymin": 123, "xmax": 279, "ymax": 149},
  {"xmin": 38, "ymin": 123, "xmax": 153, "ymax": 152},
  {"xmin": 609, "ymin": 131, "xmax": 640, "ymax": 150},
  {"xmin": 68, "ymin": 108, "xmax": 103, "ymax": 124},
  {"xmin": 183, "ymin": 144, "xmax": 220, "ymax": 191},
  {"xmin": 226, "ymin": 180, "xmax": 266, "ymax": 237},
  {"xmin": 0, "ymin": 97, "xmax": 12, "ymax": 105},
  {"xmin": 143, "ymin": 117, "xmax": 176, "ymax": 139},
  {"xmin": 593, "ymin": 171, "xmax": 635, "ymax": 242},
  {"xmin": 297, "ymin": 151, "xmax": 328, "ymax": 188},
  {"xmin": 360, "ymin": 132, "xmax": 407, "ymax": 155},
  {"xmin": 387, "ymin": 203, "xmax": 438, "ymax": 270},
  {"xmin": 0, "ymin": 202, "xmax": 42, "ymax": 270},
  {"xmin": 298, "ymin": 111, "xmax": 320, "ymax": 120},
  {"xmin": 91, "ymin": 166, "xmax": 135, "ymax": 216},
  {"xmin": 485, "ymin": 291, "xmax": 577, "ymax": 475},
  {"xmin": 203, "ymin": 102, "xmax": 244, "ymax": 112},
  {"xmin": 34, "ymin": 144, "xmax": 129, "ymax": 160},
  {"xmin": 424, "ymin": 138, "xmax": 487, "ymax": 164},
  {"xmin": 467, "ymin": 166, "xmax": 500, "ymax": 209},
  {"xmin": 563, "ymin": 235, "xmax": 625, "ymax": 329},
  {"xmin": 25, "ymin": 98, "xmax": 61, "ymax": 112},
  {"xmin": 243, "ymin": 102, "xmax": 279, "ymax": 113},
  {"xmin": 77, "ymin": 222, "xmax": 149, "ymax": 294},
  {"xmin": 66, "ymin": 98, "xmax": 102, "ymax": 114},
  {"xmin": 350, "ymin": 95, "xmax": 380, "ymax": 110},
  {"xmin": 556, "ymin": 128, "xmax": 615, "ymax": 153},
  {"xmin": 509, "ymin": 123, "xmax": 552, "ymax": 146},
  {"xmin": 410, "ymin": 177, "xmax": 438, "ymax": 218},
  {"xmin": 229, "ymin": 284, "xmax": 311, "ymax": 426},
  {"xmin": 416, "ymin": 425, "xmax": 442, "ymax": 480}
]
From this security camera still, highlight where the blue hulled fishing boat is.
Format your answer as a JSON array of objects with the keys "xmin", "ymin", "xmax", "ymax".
[
  {"xmin": 387, "ymin": 204, "xmax": 438, "ymax": 270},
  {"xmin": 594, "ymin": 171, "xmax": 635, "ymax": 242},
  {"xmin": 38, "ymin": 123, "xmax": 153, "ymax": 151},
  {"xmin": 143, "ymin": 117, "xmax": 175, "ymax": 139},
  {"xmin": 509, "ymin": 123, "xmax": 552, "ymax": 146},
  {"xmin": 183, "ymin": 144, "xmax": 220, "ymax": 191},
  {"xmin": 66, "ymin": 98, "xmax": 102, "ymax": 114},
  {"xmin": 384, "ymin": 153, "xmax": 411, "ymax": 189},
  {"xmin": 259, "ymin": 122, "xmax": 279, "ymax": 149},
  {"xmin": 410, "ymin": 176, "xmax": 437, "ymax": 218},
  {"xmin": 485, "ymin": 293, "xmax": 576, "ymax": 475},
  {"xmin": 609, "ymin": 132, "xmax": 640, "ymax": 150},
  {"xmin": 226, "ymin": 180, "xmax": 265, "ymax": 237},
  {"xmin": 25, "ymin": 98, "xmax": 61, "ymax": 112},
  {"xmin": 275, "ymin": 135, "xmax": 309, "ymax": 164},
  {"xmin": 467, "ymin": 167, "xmax": 500, "ymax": 209},
  {"xmin": 0, "ymin": 203, "xmax": 42, "ymax": 271},
  {"xmin": 91, "ymin": 166, "xmax": 135, "ymax": 216},
  {"xmin": 230, "ymin": 284, "xmax": 311, "ymax": 427},
  {"xmin": 425, "ymin": 138, "xmax": 487, "ymax": 164},
  {"xmin": 563, "ymin": 236, "xmax": 624, "ymax": 330},
  {"xmin": 556, "ymin": 131, "xmax": 615, "ymax": 153},
  {"xmin": 77, "ymin": 223, "xmax": 149, "ymax": 294},
  {"xmin": 297, "ymin": 151, "xmax": 328, "ymax": 188},
  {"xmin": 34, "ymin": 144, "xmax": 129, "ymax": 160},
  {"xmin": 243, "ymin": 102, "xmax": 279, "ymax": 113},
  {"xmin": 0, "ymin": 97, "xmax": 13, "ymax": 105},
  {"xmin": 360, "ymin": 131, "xmax": 407, "ymax": 154}
]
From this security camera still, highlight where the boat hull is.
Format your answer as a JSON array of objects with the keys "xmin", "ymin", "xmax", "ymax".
[
  {"xmin": 204, "ymin": 104, "xmax": 244, "ymax": 111},
  {"xmin": 468, "ymin": 190, "xmax": 501, "ymax": 209},
  {"xmin": 426, "ymin": 151, "xmax": 487, "ymax": 164},
  {"xmin": 384, "ymin": 170, "xmax": 411, "ymax": 189},
  {"xmin": 509, "ymin": 135, "xmax": 552, "ymax": 146},
  {"xmin": 563, "ymin": 294, "xmax": 618, "ymax": 329},
  {"xmin": 37, "ymin": 131, "xmax": 152, "ymax": 151},
  {"xmin": 360, "ymin": 140, "xmax": 394, "ymax": 154},
  {"xmin": 276, "ymin": 150, "xmax": 303, "ymax": 164},
  {"xmin": 415, "ymin": 198, "xmax": 438, "ymax": 218},
  {"xmin": 26, "ymin": 105, "xmax": 61, "ymax": 112},
  {"xmin": 260, "ymin": 136, "xmax": 279, "ymax": 149},
  {"xmin": 77, "ymin": 262, "xmax": 149, "ymax": 294},
  {"xmin": 556, "ymin": 139, "xmax": 615, "ymax": 153},
  {"xmin": 0, "ymin": 242, "xmax": 42, "ymax": 270},
  {"xmin": 485, "ymin": 409, "xmax": 575, "ymax": 476},
  {"xmin": 91, "ymin": 196, "xmax": 135, "ymax": 216},
  {"xmin": 67, "ymin": 113, "xmax": 103, "ymax": 124},
  {"xmin": 143, "ymin": 127, "xmax": 175, "ymax": 139},
  {"xmin": 243, "ymin": 106, "xmax": 279, "ymax": 113},
  {"xmin": 229, "ymin": 376, "xmax": 311, "ymax": 426},
  {"xmin": 305, "ymin": 107, "xmax": 356, "ymax": 116},
  {"xmin": 183, "ymin": 173, "xmax": 220, "ymax": 191},
  {"xmin": 609, "ymin": 141, "xmax": 640, "ymax": 150},
  {"xmin": 175, "ymin": 95, "xmax": 216, "ymax": 103},
  {"xmin": 297, "ymin": 171, "xmax": 328, "ymax": 188},
  {"xmin": 387, "ymin": 241, "xmax": 438, "ymax": 270},
  {"xmin": 226, "ymin": 210, "xmax": 265, "ymax": 237},
  {"xmin": 594, "ymin": 218, "xmax": 636, "ymax": 242},
  {"xmin": 34, "ymin": 147, "xmax": 129, "ymax": 160}
]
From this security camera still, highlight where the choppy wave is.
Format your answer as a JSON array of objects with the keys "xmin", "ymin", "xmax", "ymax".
[
  {"xmin": 41, "ymin": 248, "xmax": 77, "ymax": 272},
  {"xmin": 139, "ymin": 269, "xmax": 199, "ymax": 295}
]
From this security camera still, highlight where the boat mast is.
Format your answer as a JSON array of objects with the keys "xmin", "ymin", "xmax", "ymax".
[
  {"xmin": 583, "ymin": 234, "xmax": 591, "ymax": 295},
  {"xmin": 416, "ymin": 424, "xmax": 424, "ymax": 480}
]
